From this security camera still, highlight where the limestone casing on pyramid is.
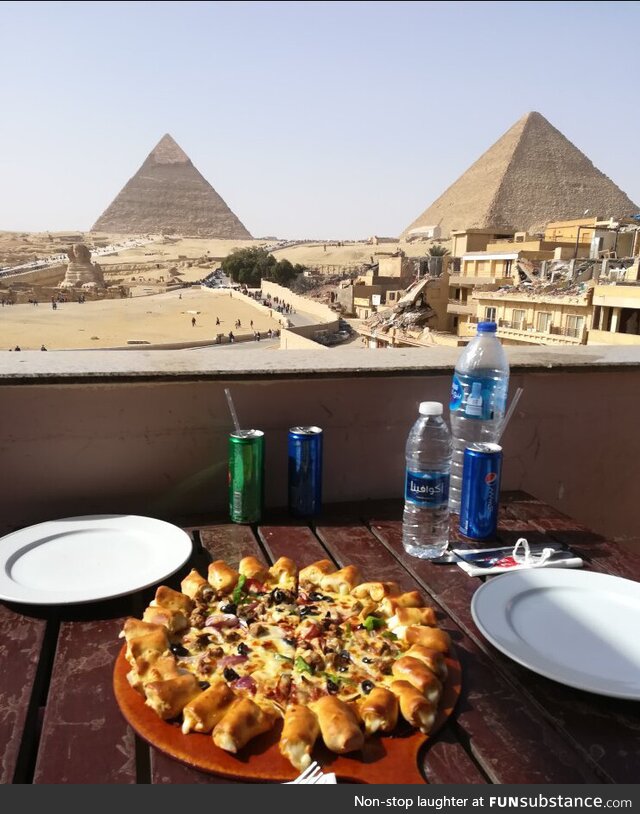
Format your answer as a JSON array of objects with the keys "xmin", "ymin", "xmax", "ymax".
[
  {"xmin": 402, "ymin": 112, "xmax": 639, "ymax": 239},
  {"xmin": 91, "ymin": 134, "xmax": 252, "ymax": 238}
]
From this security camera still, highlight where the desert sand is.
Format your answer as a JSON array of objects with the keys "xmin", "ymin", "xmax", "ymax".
[{"xmin": 0, "ymin": 288, "xmax": 281, "ymax": 350}]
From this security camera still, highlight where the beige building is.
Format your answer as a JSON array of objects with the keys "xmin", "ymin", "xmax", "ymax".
[
  {"xmin": 590, "ymin": 260, "xmax": 640, "ymax": 345},
  {"xmin": 469, "ymin": 259, "xmax": 640, "ymax": 347},
  {"xmin": 472, "ymin": 287, "xmax": 594, "ymax": 345},
  {"xmin": 544, "ymin": 217, "xmax": 640, "ymax": 260},
  {"xmin": 341, "ymin": 255, "xmax": 416, "ymax": 319},
  {"xmin": 448, "ymin": 249, "xmax": 518, "ymax": 337},
  {"xmin": 450, "ymin": 228, "xmax": 516, "ymax": 258},
  {"xmin": 448, "ymin": 221, "xmax": 640, "ymax": 339}
]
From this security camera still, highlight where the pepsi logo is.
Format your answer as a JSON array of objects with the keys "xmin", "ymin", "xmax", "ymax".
[{"xmin": 485, "ymin": 472, "xmax": 497, "ymax": 484}]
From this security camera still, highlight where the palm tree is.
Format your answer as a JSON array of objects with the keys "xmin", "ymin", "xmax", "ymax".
[{"xmin": 427, "ymin": 243, "xmax": 450, "ymax": 257}]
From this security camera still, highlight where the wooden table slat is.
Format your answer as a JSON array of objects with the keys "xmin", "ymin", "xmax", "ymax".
[
  {"xmin": 0, "ymin": 606, "xmax": 47, "ymax": 783},
  {"xmin": 151, "ymin": 750, "xmax": 245, "ymax": 784},
  {"xmin": 503, "ymin": 500, "xmax": 640, "ymax": 582},
  {"xmin": 421, "ymin": 724, "xmax": 488, "ymax": 785},
  {"xmin": 199, "ymin": 525, "xmax": 265, "ymax": 567},
  {"xmin": 3, "ymin": 494, "xmax": 636, "ymax": 785},
  {"xmin": 258, "ymin": 523, "xmax": 331, "ymax": 566},
  {"xmin": 34, "ymin": 617, "xmax": 136, "ymax": 784},
  {"xmin": 316, "ymin": 519, "xmax": 601, "ymax": 784},
  {"xmin": 367, "ymin": 516, "xmax": 639, "ymax": 784}
]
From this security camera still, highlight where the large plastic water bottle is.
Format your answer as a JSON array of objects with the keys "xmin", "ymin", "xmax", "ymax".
[
  {"xmin": 448, "ymin": 322, "xmax": 509, "ymax": 513},
  {"xmin": 402, "ymin": 402, "xmax": 453, "ymax": 559}
]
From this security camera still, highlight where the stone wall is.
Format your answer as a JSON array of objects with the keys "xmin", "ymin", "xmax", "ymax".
[
  {"xmin": 260, "ymin": 280, "xmax": 336, "ymax": 322},
  {"xmin": 280, "ymin": 320, "xmax": 341, "ymax": 350}
]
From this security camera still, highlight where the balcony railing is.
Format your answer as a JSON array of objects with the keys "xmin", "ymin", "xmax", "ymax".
[
  {"xmin": 496, "ymin": 322, "xmax": 586, "ymax": 344},
  {"xmin": 0, "ymin": 346, "xmax": 638, "ymax": 550},
  {"xmin": 448, "ymin": 274, "xmax": 500, "ymax": 286},
  {"xmin": 446, "ymin": 299, "xmax": 474, "ymax": 314}
]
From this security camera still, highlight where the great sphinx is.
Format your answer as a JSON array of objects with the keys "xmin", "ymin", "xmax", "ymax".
[{"xmin": 60, "ymin": 244, "xmax": 105, "ymax": 289}]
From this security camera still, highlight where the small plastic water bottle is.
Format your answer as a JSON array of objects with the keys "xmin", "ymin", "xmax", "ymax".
[
  {"xmin": 449, "ymin": 322, "xmax": 509, "ymax": 513},
  {"xmin": 402, "ymin": 402, "xmax": 452, "ymax": 559}
]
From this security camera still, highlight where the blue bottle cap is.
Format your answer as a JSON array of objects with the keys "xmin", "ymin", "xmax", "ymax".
[{"xmin": 477, "ymin": 321, "xmax": 497, "ymax": 333}]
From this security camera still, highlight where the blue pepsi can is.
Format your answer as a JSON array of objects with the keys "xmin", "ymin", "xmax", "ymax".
[
  {"xmin": 288, "ymin": 426, "xmax": 323, "ymax": 517},
  {"xmin": 459, "ymin": 443, "xmax": 502, "ymax": 540}
]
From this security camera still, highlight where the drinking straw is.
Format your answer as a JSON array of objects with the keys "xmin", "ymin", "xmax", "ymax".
[
  {"xmin": 496, "ymin": 387, "xmax": 523, "ymax": 444},
  {"xmin": 224, "ymin": 388, "xmax": 241, "ymax": 433}
]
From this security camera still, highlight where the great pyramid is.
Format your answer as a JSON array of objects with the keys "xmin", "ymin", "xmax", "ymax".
[
  {"xmin": 92, "ymin": 134, "xmax": 252, "ymax": 238},
  {"xmin": 402, "ymin": 112, "xmax": 638, "ymax": 238}
]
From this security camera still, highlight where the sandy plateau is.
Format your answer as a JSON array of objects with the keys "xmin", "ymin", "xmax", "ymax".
[
  {"xmin": 0, "ymin": 231, "xmax": 430, "ymax": 350},
  {"xmin": 0, "ymin": 288, "xmax": 282, "ymax": 351}
]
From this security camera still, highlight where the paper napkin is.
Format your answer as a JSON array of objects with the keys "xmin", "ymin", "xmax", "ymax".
[{"xmin": 454, "ymin": 538, "xmax": 583, "ymax": 577}]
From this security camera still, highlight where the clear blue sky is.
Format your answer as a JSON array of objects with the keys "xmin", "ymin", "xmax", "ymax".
[{"xmin": 2, "ymin": 0, "xmax": 639, "ymax": 238}]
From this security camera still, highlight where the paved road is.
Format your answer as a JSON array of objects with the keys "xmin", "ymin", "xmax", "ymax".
[
  {"xmin": 285, "ymin": 309, "xmax": 319, "ymax": 327},
  {"xmin": 185, "ymin": 337, "xmax": 279, "ymax": 352}
]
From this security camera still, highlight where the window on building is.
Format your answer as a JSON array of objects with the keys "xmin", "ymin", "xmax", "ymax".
[
  {"xmin": 388, "ymin": 292, "xmax": 395, "ymax": 302},
  {"xmin": 565, "ymin": 314, "xmax": 585, "ymax": 338},
  {"xmin": 536, "ymin": 312, "xmax": 552, "ymax": 333},
  {"xmin": 512, "ymin": 309, "xmax": 525, "ymax": 330},
  {"xmin": 620, "ymin": 308, "xmax": 640, "ymax": 336},
  {"xmin": 484, "ymin": 307, "xmax": 497, "ymax": 322}
]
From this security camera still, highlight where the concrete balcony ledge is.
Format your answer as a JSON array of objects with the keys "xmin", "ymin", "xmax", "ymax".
[
  {"xmin": 447, "ymin": 301, "xmax": 474, "ymax": 315},
  {"xmin": 2, "ymin": 345, "xmax": 640, "ymax": 384},
  {"xmin": 497, "ymin": 326, "xmax": 585, "ymax": 345},
  {"xmin": 1, "ymin": 344, "xmax": 639, "ymax": 548}
]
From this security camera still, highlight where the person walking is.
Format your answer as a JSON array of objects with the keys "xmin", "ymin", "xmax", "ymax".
[
  {"xmin": 216, "ymin": 317, "xmax": 220, "ymax": 326},
  {"xmin": 191, "ymin": 316, "xmax": 196, "ymax": 327},
  {"xmin": 229, "ymin": 331, "xmax": 235, "ymax": 344}
]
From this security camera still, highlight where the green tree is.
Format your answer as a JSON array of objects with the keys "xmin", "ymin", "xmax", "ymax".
[
  {"xmin": 428, "ymin": 243, "xmax": 450, "ymax": 257},
  {"xmin": 221, "ymin": 247, "xmax": 276, "ymax": 287},
  {"xmin": 221, "ymin": 248, "xmax": 306, "ymax": 289},
  {"xmin": 269, "ymin": 258, "xmax": 305, "ymax": 287}
]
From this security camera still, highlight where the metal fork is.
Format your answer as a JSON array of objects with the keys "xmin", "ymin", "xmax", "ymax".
[{"xmin": 286, "ymin": 760, "xmax": 323, "ymax": 784}]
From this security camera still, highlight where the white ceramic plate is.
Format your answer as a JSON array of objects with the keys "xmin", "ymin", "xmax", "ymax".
[
  {"xmin": 0, "ymin": 515, "xmax": 192, "ymax": 605},
  {"xmin": 471, "ymin": 569, "xmax": 640, "ymax": 699}
]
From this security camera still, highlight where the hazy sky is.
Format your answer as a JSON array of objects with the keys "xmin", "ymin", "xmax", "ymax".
[{"xmin": 2, "ymin": 0, "xmax": 639, "ymax": 238}]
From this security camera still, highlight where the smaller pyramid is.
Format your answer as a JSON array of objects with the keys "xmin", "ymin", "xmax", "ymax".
[
  {"xmin": 402, "ymin": 112, "xmax": 639, "ymax": 238},
  {"xmin": 92, "ymin": 134, "xmax": 252, "ymax": 238}
]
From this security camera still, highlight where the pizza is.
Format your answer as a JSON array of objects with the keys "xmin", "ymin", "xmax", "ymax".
[{"xmin": 119, "ymin": 555, "xmax": 452, "ymax": 772}]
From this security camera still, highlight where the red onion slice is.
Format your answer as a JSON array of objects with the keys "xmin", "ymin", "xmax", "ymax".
[
  {"xmin": 205, "ymin": 613, "xmax": 240, "ymax": 629},
  {"xmin": 233, "ymin": 675, "xmax": 257, "ymax": 693},
  {"xmin": 219, "ymin": 654, "xmax": 248, "ymax": 667}
]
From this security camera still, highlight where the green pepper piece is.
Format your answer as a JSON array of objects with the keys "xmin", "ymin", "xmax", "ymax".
[
  {"xmin": 232, "ymin": 574, "xmax": 247, "ymax": 604},
  {"xmin": 295, "ymin": 655, "xmax": 313, "ymax": 674},
  {"xmin": 363, "ymin": 615, "xmax": 385, "ymax": 632}
]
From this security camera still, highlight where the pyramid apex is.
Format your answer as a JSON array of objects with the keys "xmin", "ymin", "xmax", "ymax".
[
  {"xmin": 522, "ymin": 110, "xmax": 549, "ymax": 124},
  {"xmin": 149, "ymin": 134, "xmax": 191, "ymax": 165}
]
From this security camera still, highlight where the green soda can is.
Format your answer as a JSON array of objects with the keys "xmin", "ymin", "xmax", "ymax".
[{"xmin": 228, "ymin": 430, "xmax": 265, "ymax": 523}]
